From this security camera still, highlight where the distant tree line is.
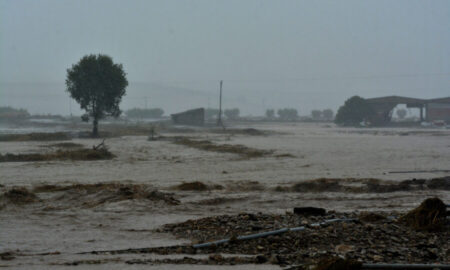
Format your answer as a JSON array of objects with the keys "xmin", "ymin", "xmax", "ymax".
[
  {"xmin": 0, "ymin": 106, "xmax": 30, "ymax": 120},
  {"xmin": 264, "ymin": 108, "xmax": 299, "ymax": 121},
  {"xmin": 310, "ymin": 109, "xmax": 334, "ymax": 121},
  {"xmin": 125, "ymin": 108, "xmax": 164, "ymax": 119}
]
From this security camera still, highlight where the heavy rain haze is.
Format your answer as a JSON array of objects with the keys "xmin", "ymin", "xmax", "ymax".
[{"xmin": 1, "ymin": 0, "xmax": 449, "ymax": 116}]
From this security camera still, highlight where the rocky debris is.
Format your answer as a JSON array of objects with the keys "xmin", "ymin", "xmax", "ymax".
[
  {"xmin": 153, "ymin": 202, "xmax": 449, "ymax": 265},
  {"xmin": 294, "ymin": 207, "xmax": 327, "ymax": 216},
  {"xmin": 158, "ymin": 212, "xmax": 309, "ymax": 243},
  {"xmin": 399, "ymin": 197, "xmax": 447, "ymax": 231},
  {"xmin": 125, "ymin": 254, "xmax": 263, "ymax": 265}
]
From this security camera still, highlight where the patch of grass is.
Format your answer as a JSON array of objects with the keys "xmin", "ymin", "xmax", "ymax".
[
  {"xmin": 173, "ymin": 137, "xmax": 272, "ymax": 159},
  {"xmin": 0, "ymin": 148, "xmax": 115, "ymax": 162},
  {"xmin": 0, "ymin": 132, "xmax": 70, "ymax": 142}
]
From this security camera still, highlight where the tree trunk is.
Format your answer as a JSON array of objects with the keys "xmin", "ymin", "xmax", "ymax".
[{"xmin": 92, "ymin": 118, "xmax": 99, "ymax": 137}]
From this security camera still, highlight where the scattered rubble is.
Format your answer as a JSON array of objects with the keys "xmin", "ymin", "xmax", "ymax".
[{"xmin": 152, "ymin": 198, "xmax": 448, "ymax": 265}]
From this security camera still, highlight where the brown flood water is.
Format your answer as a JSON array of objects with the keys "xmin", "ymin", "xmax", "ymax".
[{"xmin": 0, "ymin": 123, "xmax": 449, "ymax": 268}]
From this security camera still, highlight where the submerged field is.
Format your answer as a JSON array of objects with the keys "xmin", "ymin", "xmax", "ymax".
[{"xmin": 0, "ymin": 122, "xmax": 449, "ymax": 269}]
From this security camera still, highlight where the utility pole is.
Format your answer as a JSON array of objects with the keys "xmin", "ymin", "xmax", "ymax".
[{"xmin": 217, "ymin": 80, "xmax": 223, "ymax": 127}]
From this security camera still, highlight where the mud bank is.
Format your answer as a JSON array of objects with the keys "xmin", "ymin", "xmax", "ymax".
[
  {"xmin": 172, "ymin": 137, "xmax": 274, "ymax": 159},
  {"xmin": 0, "ymin": 148, "xmax": 114, "ymax": 162},
  {"xmin": 277, "ymin": 177, "xmax": 450, "ymax": 193},
  {"xmin": 0, "ymin": 183, "xmax": 179, "ymax": 210}
]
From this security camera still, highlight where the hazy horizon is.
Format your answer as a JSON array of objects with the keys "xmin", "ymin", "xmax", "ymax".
[{"xmin": 1, "ymin": 0, "xmax": 449, "ymax": 116}]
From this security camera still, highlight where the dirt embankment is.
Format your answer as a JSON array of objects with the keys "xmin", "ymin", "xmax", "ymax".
[
  {"xmin": 0, "ymin": 183, "xmax": 179, "ymax": 210},
  {"xmin": 172, "ymin": 137, "xmax": 274, "ymax": 159}
]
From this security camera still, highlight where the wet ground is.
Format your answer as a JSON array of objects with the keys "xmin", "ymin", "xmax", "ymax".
[{"xmin": 0, "ymin": 122, "xmax": 449, "ymax": 268}]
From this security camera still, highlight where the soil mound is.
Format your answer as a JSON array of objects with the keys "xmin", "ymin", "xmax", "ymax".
[
  {"xmin": 313, "ymin": 257, "xmax": 361, "ymax": 270},
  {"xmin": 399, "ymin": 197, "xmax": 447, "ymax": 231},
  {"xmin": 2, "ymin": 188, "xmax": 38, "ymax": 204}
]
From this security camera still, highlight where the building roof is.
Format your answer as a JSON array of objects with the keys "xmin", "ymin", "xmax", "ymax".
[
  {"xmin": 427, "ymin": 97, "xmax": 450, "ymax": 103},
  {"xmin": 366, "ymin": 96, "xmax": 427, "ymax": 104}
]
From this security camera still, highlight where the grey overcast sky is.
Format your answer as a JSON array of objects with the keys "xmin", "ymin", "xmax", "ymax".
[{"xmin": 1, "ymin": 0, "xmax": 449, "ymax": 115}]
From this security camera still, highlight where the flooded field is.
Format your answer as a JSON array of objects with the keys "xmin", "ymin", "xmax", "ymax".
[{"xmin": 0, "ymin": 122, "xmax": 449, "ymax": 268}]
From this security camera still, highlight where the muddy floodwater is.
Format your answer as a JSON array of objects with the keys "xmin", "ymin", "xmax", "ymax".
[{"xmin": 0, "ymin": 123, "xmax": 449, "ymax": 268}]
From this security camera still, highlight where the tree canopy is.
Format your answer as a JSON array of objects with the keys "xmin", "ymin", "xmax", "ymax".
[
  {"xmin": 66, "ymin": 54, "xmax": 128, "ymax": 136},
  {"xmin": 335, "ymin": 96, "xmax": 375, "ymax": 126},
  {"xmin": 322, "ymin": 109, "xmax": 334, "ymax": 120},
  {"xmin": 265, "ymin": 109, "xmax": 275, "ymax": 119},
  {"xmin": 311, "ymin": 110, "xmax": 322, "ymax": 120},
  {"xmin": 277, "ymin": 108, "xmax": 298, "ymax": 121}
]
